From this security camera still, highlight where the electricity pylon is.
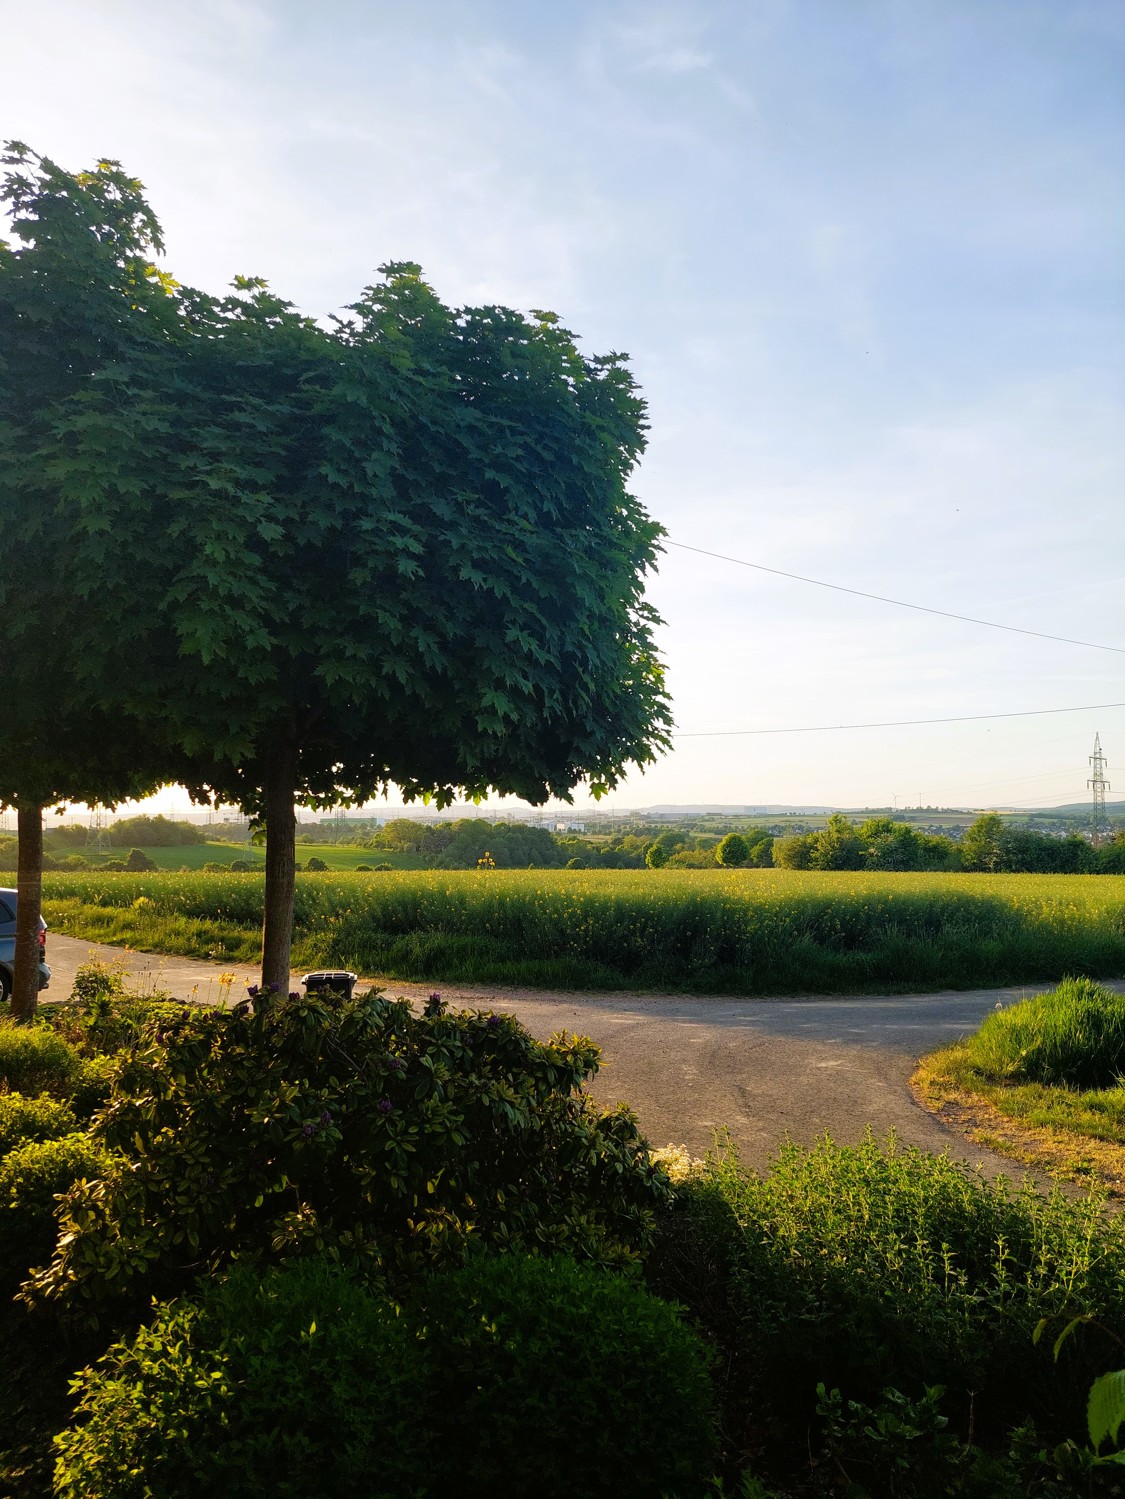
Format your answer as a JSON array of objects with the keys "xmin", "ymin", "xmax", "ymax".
[{"xmin": 1089, "ymin": 733, "xmax": 1110, "ymax": 847}]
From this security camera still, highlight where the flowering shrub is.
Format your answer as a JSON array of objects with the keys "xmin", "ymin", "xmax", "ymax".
[{"xmin": 26, "ymin": 988, "xmax": 670, "ymax": 1324}]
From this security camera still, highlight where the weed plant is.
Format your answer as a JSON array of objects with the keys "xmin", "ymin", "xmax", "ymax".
[
  {"xmin": 41, "ymin": 869, "xmax": 1125, "ymax": 995},
  {"xmin": 661, "ymin": 1132, "xmax": 1125, "ymax": 1446}
]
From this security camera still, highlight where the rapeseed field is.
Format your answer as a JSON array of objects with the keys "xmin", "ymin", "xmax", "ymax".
[{"xmin": 40, "ymin": 870, "xmax": 1125, "ymax": 995}]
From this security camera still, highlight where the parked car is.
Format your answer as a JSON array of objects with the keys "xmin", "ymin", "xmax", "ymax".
[{"xmin": 0, "ymin": 889, "xmax": 51, "ymax": 1004}]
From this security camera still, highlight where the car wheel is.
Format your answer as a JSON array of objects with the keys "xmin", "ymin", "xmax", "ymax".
[{"xmin": 0, "ymin": 970, "xmax": 10, "ymax": 1007}]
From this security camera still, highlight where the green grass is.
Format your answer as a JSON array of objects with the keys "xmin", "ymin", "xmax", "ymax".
[
  {"xmin": 40, "ymin": 869, "xmax": 1125, "ymax": 996},
  {"xmin": 918, "ymin": 979, "xmax": 1125, "ymax": 1162}
]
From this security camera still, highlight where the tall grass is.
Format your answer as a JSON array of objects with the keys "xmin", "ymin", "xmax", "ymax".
[
  {"xmin": 958, "ymin": 977, "xmax": 1125, "ymax": 1089},
  {"xmin": 41, "ymin": 869, "xmax": 1125, "ymax": 995}
]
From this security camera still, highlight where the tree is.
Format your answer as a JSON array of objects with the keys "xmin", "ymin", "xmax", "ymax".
[
  {"xmin": 0, "ymin": 144, "xmax": 183, "ymax": 1014},
  {"xmin": 645, "ymin": 842, "xmax": 668, "ymax": 869},
  {"xmin": 960, "ymin": 815, "xmax": 1006, "ymax": 873},
  {"xmin": 7, "ymin": 150, "xmax": 672, "ymax": 988},
  {"xmin": 809, "ymin": 813, "xmax": 864, "ymax": 871},
  {"xmin": 716, "ymin": 832, "xmax": 749, "ymax": 868}
]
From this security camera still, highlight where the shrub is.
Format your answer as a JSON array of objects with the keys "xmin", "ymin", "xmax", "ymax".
[
  {"xmin": 122, "ymin": 849, "xmax": 157, "ymax": 873},
  {"xmin": 354, "ymin": 863, "xmax": 373, "ymax": 872},
  {"xmin": 0, "ymin": 1094, "xmax": 77, "ymax": 1157},
  {"xmin": 53, "ymin": 1261, "xmax": 425, "ymax": 1499},
  {"xmin": 26, "ymin": 990, "xmax": 670, "ymax": 1324},
  {"xmin": 304, "ymin": 856, "xmax": 328, "ymax": 871},
  {"xmin": 229, "ymin": 859, "xmax": 252, "ymax": 871},
  {"xmin": 0, "ymin": 1025, "xmax": 80, "ymax": 1098},
  {"xmin": 417, "ymin": 1254, "xmax": 716, "ymax": 1498},
  {"xmin": 958, "ymin": 977, "xmax": 1125, "ymax": 1090},
  {"xmin": 0, "ymin": 1134, "xmax": 113, "ymax": 1294},
  {"xmin": 53, "ymin": 1255, "xmax": 715, "ymax": 1499},
  {"xmin": 674, "ymin": 1133, "xmax": 1125, "ymax": 1442}
]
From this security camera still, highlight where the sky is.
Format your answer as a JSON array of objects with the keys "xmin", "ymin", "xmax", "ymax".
[{"xmin": 3, "ymin": 0, "xmax": 1123, "ymax": 816}]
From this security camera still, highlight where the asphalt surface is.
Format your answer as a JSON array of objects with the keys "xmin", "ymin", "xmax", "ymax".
[{"xmin": 44, "ymin": 933, "xmax": 1125, "ymax": 1171}]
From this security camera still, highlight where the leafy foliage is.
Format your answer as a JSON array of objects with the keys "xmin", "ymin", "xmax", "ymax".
[
  {"xmin": 0, "ymin": 1025, "xmax": 81, "ymax": 1098},
  {"xmin": 0, "ymin": 1134, "xmax": 114, "ymax": 1295},
  {"xmin": 53, "ymin": 1254, "xmax": 715, "ymax": 1499},
  {"xmin": 716, "ymin": 833, "xmax": 749, "ymax": 868},
  {"xmin": 0, "ymin": 1094, "xmax": 77, "ymax": 1157},
  {"xmin": 26, "ymin": 988, "xmax": 669, "ymax": 1323},
  {"xmin": 669, "ymin": 1133, "xmax": 1125, "ymax": 1441}
]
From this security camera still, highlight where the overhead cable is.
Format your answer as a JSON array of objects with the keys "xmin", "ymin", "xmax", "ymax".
[
  {"xmin": 665, "ymin": 541, "xmax": 1125, "ymax": 656},
  {"xmin": 673, "ymin": 700, "xmax": 1125, "ymax": 738}
]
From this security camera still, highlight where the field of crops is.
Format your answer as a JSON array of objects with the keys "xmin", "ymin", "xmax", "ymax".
[{"xmin": 39, "ymin": 869, "xmax": 1125, "ymax": 995}]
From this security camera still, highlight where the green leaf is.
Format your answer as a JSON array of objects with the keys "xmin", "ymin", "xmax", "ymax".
[{"xmin": 1088, "ymin": 1369, "xmax": 1125, "ymax": 1451}]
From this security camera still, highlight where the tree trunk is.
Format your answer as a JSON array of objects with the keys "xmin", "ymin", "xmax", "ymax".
[
  {"xmin": 12, "ymin": 803, "xmax": 44, "ymax": 1022},
  {"xmin": 261, "ymin": 739, "xmax": 298, "ymax": 995}
]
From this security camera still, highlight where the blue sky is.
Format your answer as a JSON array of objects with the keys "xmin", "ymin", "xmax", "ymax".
[{"xmin": 4, "ymin": 0, "xmax": 1123, "ymax": 813}]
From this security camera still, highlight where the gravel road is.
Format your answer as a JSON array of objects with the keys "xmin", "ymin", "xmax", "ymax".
[{"xmin": 44, "ymin": 933, "xmax": 1123, "ymax": 1172}]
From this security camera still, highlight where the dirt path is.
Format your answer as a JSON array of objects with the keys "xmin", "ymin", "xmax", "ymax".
[{"xmin": 45, "ymin": 934, "xmax": 1123, "ymax": 1173}]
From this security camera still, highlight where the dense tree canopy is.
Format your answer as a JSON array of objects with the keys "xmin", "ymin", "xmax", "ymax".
[{"xmin": 0, "ymin": 146, "xmax": 671, "ymax": 985}]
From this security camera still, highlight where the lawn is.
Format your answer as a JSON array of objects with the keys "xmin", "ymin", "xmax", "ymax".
[{"xmin": 40, "ymin": 869, "xmax": 1125, "ymax": 996}]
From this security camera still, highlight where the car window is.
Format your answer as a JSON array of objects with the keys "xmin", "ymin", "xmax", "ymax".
[{"xmin": 0, "ymin": 900, "xmax": 13, "ymax": 922}]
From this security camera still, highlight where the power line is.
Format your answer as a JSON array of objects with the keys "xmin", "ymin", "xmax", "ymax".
[
  {"xmin": 665, "ymin": 541, "xmax": 1125, "ymax": 656},
  {"xmin": 674, "ymin": 700, "xmax": 1125, "ymax": 739}
]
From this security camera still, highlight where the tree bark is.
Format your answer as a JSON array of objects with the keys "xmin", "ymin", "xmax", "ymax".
[
  {"xmin": 12, "ymin": 803, "xmax": 44, "ymax": 1022},
  {"xmin": 260, "ymin": 740, "xmax": 298, "ymax": 995}
]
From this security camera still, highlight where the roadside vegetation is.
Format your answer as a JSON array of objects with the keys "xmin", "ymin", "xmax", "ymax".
[
  {"xmin": 916, "ymin": 978, "xmax": 1125, "ymax": 1188},
  {"xmin": 40, "ymin": 869, "xmax": 1125, "ymax": 995},
  {"xmin": 1, "ymin": 965, "xmax": 1123, "ymax": 1496}
]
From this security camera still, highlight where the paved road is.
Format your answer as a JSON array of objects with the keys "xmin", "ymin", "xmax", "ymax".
[{"xmin": 44, "ymin": 934, "xmax": 1123, "ymax": 1172}]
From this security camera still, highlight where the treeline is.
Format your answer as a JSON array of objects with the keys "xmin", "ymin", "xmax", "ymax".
[
  {"xmin": 369, "ymin": 819, "xmax": 565, "ymax": 869},
  {"xmin": 771, "ymin": 813, "xmax": 1125, "ymax": 874},
  {"xmin": 44, "ymin": 816, "xmax": 208, "ymax": 850}
]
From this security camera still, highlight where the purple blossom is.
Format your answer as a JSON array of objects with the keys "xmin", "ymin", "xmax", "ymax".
[
  {"xmin": 378, "ymin": 1098, "xmax": 394, "ymax": 1116},
  {"xmin": 289, "ymin": 991, "xmax": 301, "ymax": 1000},
  {"xmin": 301, "ymin": 1123, "xmax": 317, "ymax": 1139},
  {"xmin": 232, "ymin": 1002, "xmax": 249, "ymax": 1018},
  {"xmin": 247, "ymin": 985, "xmax": 260, "ymax": 998},
  {"xmin": 388, "ymin": 1056, "xmax": 405, "ymax": 1072},
  {"xmin": 269, "ymin": 983, "xmax": 280, "ymax": 994},
  {"xmin": 486, "ymin": 1015, "xmax": 501, "ymax": 1030},
  {"xmin": 429, "ymin": 992, "xmax": 441, "ymax": 1004},
  {"xmin": 320, "ymin": 1110, "xmax": 333, "ymax": 1125}
]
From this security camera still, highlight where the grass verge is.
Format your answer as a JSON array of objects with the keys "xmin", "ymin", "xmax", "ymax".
[{"xmin": 914, "ymin": 977, "xmax": 1125, "ymax": 1191}]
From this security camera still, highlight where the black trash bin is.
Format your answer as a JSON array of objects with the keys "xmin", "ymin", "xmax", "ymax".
[{"xmin": 302, "ymin": 970, "xmax": 358, "ymax": 1000}]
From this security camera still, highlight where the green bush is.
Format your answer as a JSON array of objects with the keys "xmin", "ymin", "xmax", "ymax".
[
  {"xmin": 26, "ymin": 989, "xmax": 670, "ymax": 1324},
  {"xmin": 0, "ymin": 1134, "xmax": 113, "ymax": 1294},
  {"xmin": 53, "ymin": 1255, "xmax": 715, "ymax": 1499},
  {"xmin": 672, "ymin": 1133, "xmax": 1125, "ymax": 1443},
  {"xmin": 304, "ymin": 856, "xmax": 328, "ymax": 871},
  {"xmin": 0, "ymin": 1025, "xmax": 80, "ymax": 1098},
  {"xmin": 0, "ymin": 1094, "xmax": 77, "ymax": 1157},
  {"xmin": 417, "ymin": 1254, "xmax": 716, "ymax": 1498},
  {"xmin": 958, "ymin": 977, "xmax": 1125, "ymax": 1090},
  {"xmin": 53, "ymin": 1260, "xmax": 426, "ymax": 1499}
]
